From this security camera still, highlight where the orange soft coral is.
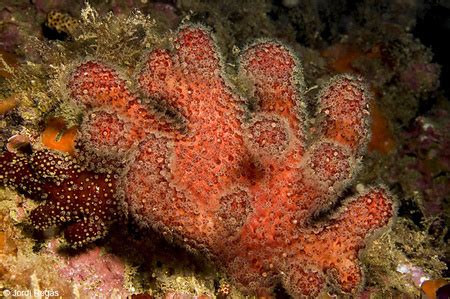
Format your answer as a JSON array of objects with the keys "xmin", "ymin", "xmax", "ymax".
[{"xmin": 1, "ymin": 25, "xmax": 394, "ymax": 297}]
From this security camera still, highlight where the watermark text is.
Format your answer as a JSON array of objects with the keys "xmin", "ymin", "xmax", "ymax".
[{"xmin": 2, "ymin": 288, "xmax": 59, "ymax": 297}]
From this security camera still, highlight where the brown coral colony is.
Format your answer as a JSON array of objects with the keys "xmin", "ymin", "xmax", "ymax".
[
  {"xmin": 0, "ymin": 150, "xmax": 118, "ymax": 246},
  {"xmin": 0, "ymin": 25, "xmax": 394, "ymax": 297}
]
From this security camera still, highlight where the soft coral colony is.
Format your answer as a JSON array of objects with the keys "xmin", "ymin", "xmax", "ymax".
[{"xmin": 0, "ymin": 24, "xmax": 395, "ymax": 297}]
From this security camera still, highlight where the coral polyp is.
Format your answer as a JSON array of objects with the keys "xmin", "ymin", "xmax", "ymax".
[{"xmin": 0, "ymin": 24, "xmax": 395, "ymax": 297}]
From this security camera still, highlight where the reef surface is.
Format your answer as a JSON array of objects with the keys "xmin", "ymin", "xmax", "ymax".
[{"xmin": 0, "ymin": 1, "xmax": 448, "ymax": 298}]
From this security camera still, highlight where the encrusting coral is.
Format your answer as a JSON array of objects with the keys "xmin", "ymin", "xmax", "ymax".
[{"xmin": 0, "ymin": 25, "xmax": 395, "ymax": 297}]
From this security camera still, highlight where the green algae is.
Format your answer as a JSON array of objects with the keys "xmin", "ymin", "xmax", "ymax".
[
  {"xmin": 363, "ymin": 217, "xmax": 447, "ymax": 297},
  {"xmin": 1, "ymin": 3, "xmax": 172, "ymax": 134}
]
